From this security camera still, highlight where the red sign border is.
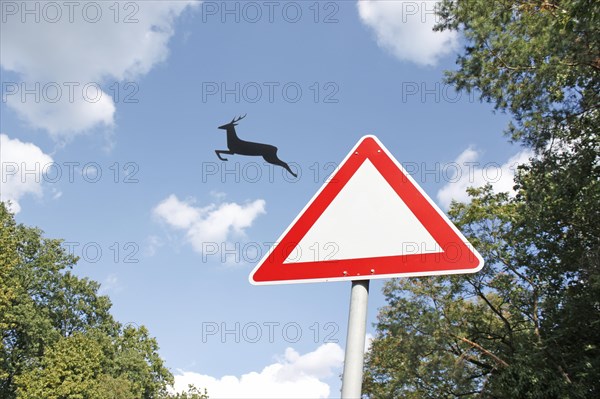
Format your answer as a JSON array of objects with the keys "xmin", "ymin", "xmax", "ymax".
[{"xmin": 249, "ymin": 135, "xmax": 484, "ymax": 285}]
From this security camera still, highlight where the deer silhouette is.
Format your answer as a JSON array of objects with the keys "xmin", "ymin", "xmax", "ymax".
[{"xmin": 215, "ymin": 115, "xmax": 297, "ymax": 177}]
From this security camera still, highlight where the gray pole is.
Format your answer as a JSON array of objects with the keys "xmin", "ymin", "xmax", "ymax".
[{"xmin": 341, "ymin": 280, "xmax": 370, "ymax": 399}]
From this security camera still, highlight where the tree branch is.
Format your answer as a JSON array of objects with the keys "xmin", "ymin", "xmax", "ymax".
[{"xmin": 452, "ymin": 334, "xmax": 510, "ymax": 368}]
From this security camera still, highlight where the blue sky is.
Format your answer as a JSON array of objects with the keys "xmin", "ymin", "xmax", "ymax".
[{"xmin": 1, "ymin": 1, "xmax": 531, "ymax": 397}]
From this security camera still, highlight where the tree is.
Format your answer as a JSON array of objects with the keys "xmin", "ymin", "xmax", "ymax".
[
  {"xmin": 15, "ymin": 332, "xmax": 127, "ymax": 399},
  {"xmin": 0, "ymin": 202, "xmax": 19, "ymax": 387},
  {"xmin": 364, "ymin": 188, "xmax": 546, "ymax": 398},
  {"xmin": 364, "ymin": 0, "xmax": 599, "ymax": 397},
  {"xmin": 435, "ymin": 0, "xmax": 599, "ymax": 149},
  {"xmin": 364, "ymin": 187, "xmax": 591, "ymax": 398},
  {"xmin": 0, "ymin": 203, "xmax": 199, "ymax": 398}
]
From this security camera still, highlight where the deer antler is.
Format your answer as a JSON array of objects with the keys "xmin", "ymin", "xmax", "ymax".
[{"xmin": 231, "ymin": 114, "xmax": 247, "ymax": 124}]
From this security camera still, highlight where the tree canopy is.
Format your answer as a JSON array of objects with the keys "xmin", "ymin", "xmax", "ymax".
[
  {"xmin": 0, "ymin": 203, "xmax": 208, "ymax": 398},
  {"xmin": 364, "ymin": 1, "xmax": 599, "ymax": 398}
]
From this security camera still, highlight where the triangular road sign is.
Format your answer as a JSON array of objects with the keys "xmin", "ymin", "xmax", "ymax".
[{"xmin": 249, "ymin": 135, "xmax": 484, "ymax": 285}]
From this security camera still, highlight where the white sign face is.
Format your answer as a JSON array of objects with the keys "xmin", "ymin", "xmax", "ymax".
[{"xmin": 284, "ymin": 159, "xmax": 442, "ymax": 264}]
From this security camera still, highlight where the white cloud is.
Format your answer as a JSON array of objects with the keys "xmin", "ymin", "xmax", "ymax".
[
  {"xmin": 98, "ymin": 273, "xmax": 123, "ymax": 295},
  {"xmin": 436, "ymin": 146, "xmax": 534, "ymax": 209},
  {"xmin": 365, "ymin": 332, "xmax": 374, "ymax": 353},
  {"xmin": 51, "ymin": 187, "xmax": 63, "ymax": 200},
  {"xmin": 172, "ymin": 343, "xmax": 344, "ymax": 398},
  {"xmin": 153, "ymin": 194, "xmax": 266, "ymax": 254},
  {"xmin": 1, "ymin": 1, "xmax": 197, "ymax": 137},
  {"xmin": 143, "ymin": 235, "xmax": 164, "ymax": 257},
  {"xmin": 0, "ymin": 133, "xmax": 54, "ymax": 213},
  {"xmin": 209, "ymin": 190, "xmax": 228, "ymax": 201},
  {"xmin": 357, "ymin": 0, "xmax": 459, "ymax": 66},
  {"xmin": 4, "ymin": 85, "xmax": 117, "ymax": 137}
]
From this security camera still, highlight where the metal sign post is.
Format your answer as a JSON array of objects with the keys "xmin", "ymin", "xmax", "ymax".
[{"xmin": 341, "ymin": 280, "xmax": 370, "ymax": 398}]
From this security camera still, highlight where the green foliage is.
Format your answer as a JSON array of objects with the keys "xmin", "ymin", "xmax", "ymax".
[
  {"xmin": 364, "ymin": 1, "xmax": 599, "ymax": 398},
  {"xmin": 364, "ymin": 188, "xmax": 541, "ymax": 398},
  {"xmin": 436, "ymin": 0, "xmax": 599, "ymax": 148},
  {"xmin": 364, "ymin": 184, "xmax": 598, "ymax": 398},
  {"xmin": 0, "ymin": 203, "xmax": 202, "ymax": 398},
  {"xmin": 0, "ymin": 204, "xmax": 19, "ymax": 386},
  {"xmin": 15, "ymin": 332, "xmax": 118, "ymax": 399}
]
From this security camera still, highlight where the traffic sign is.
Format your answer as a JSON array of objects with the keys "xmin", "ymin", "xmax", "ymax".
[{"xmin": 249, "ymin": 135, "xmax": 484, "ymax": 285}]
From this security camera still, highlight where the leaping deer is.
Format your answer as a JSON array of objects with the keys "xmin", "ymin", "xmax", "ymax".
[{"xmin": 215, "ymin": 115, "xmax": 298, "ymax": 177}]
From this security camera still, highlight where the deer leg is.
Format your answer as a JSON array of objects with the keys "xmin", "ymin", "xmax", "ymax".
[
  {"xmin": 282, "ymin": 162, "xmax": 298, "ymax": 178},
  {"xmin": 263, "ymin": 154, "xmax": 297, "ymax": 178},
  {"xmin": 215, "ymin": 150, "xmax": 234, "ymax": 161}
]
